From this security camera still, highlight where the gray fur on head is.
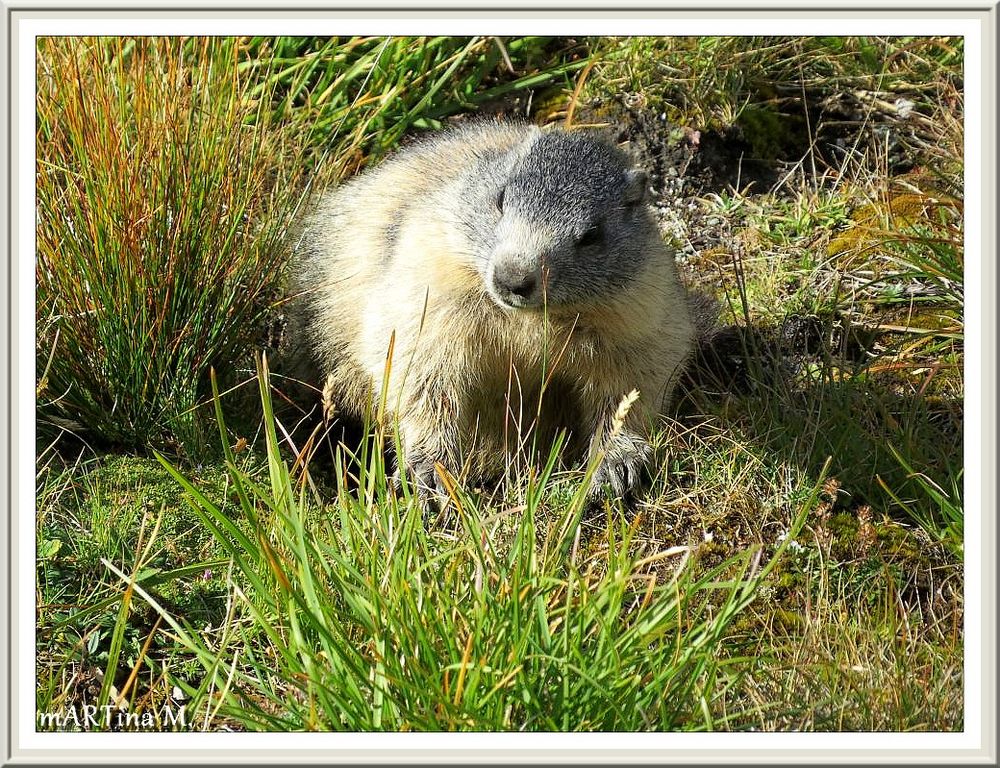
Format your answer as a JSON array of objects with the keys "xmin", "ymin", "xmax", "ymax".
[
  {"xmin": 284, "ymin": 119, "xmax": 698, "ymax": 507},
  {"xmin": 452, "ymin": 128, "xmax": 655, "ymax": 310}
]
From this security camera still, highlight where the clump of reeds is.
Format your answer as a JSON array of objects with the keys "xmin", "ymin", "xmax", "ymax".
[{"xmin": 36, "ymin": 37, "xmax": 311, "ymax": 455}]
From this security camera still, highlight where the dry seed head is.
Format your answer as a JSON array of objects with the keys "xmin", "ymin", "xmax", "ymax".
[
  {"xmin": 856, "ymin": 504, "xmax": 878, "ymax": 555},
  {"xmin": 321, "ymin": 372, "xmax": 337, "ymax": 424},
  {"xmin": 821, "ymin": 476, "xmax": 842, "ymax": 501},
  {"xmin": 610, "ymin": 389, "xmax": 641, "ymax": 438}
]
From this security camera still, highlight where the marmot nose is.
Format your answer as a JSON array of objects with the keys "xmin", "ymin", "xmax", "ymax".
[{"xmin": 492, "ymin": 264, "xmax": 538, "ymax": 300}]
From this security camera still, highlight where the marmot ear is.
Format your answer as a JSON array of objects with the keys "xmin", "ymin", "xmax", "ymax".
[{"xmin": 623, "ymin": 169, "xmax": 648, "ymax": 206}]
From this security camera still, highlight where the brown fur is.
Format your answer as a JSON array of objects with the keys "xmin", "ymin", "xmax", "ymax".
[{"xmin": 293, "ymin": 121, "xmax": 695, "ymax": 498}]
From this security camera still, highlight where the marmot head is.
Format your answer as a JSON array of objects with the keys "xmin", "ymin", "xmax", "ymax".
[{"xmin": 461, "ymin": 128, "xmax": 657, "ymax": 311}]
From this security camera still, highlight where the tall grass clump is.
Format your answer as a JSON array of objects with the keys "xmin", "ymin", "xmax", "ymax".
[
  {"xmin": 129, "ymin": 361, "xmax": 820, "ymax": 731},
  {"xmin": 36, "ymin": 37, "xmax": 311, "ymax": 456},
  {"xmin": 242, "ymin": 36, "xmax": 589, "ymax": 176}
]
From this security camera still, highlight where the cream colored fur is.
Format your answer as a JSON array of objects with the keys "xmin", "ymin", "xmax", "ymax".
[{"xmin": 298, "ymin": 121, "xmax": 694, "ymax": 492}]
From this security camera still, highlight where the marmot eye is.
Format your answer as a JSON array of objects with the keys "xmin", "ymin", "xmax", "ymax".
[
  {"xmin": 496, "ymin": 187, "xmax": 506, "ymax": 213},
  {"xmin": 577, "ymin": 223, "xmax": 603, "ymax": 247}
]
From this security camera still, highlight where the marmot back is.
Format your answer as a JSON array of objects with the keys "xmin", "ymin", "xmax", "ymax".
[{"xmin": 292, "ymin": 120, "xmax": 695, "ymax": 503}]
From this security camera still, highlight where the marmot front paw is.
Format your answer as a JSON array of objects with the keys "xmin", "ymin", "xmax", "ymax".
[
  {"xmin": 392, "ymin": 454, "xmax": 453, "ymax": 521},
  {"xmin": 590, "ymin": 430, "xmax": 654, "ymax": 498}
]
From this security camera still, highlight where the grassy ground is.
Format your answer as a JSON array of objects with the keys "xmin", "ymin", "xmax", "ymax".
[{"xmin": 35, "ymin": 36, "xmax": 964, "ymax": 732}]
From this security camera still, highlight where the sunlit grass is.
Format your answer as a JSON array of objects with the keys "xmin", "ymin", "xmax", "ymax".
[{"xmin": 119, "ymin": 360, "xmax": 816, "ymax": 731}]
